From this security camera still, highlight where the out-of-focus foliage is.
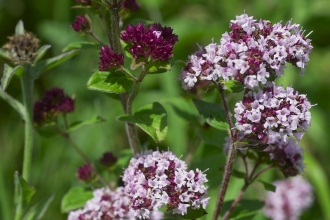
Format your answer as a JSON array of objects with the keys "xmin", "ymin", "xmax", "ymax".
[{"xmin": 1, "ymin": 0, "xmax": 330, "ymax": 219}]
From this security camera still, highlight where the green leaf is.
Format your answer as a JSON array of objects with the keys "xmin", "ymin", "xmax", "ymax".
[
  {"xmin": 117, "ymin": 102, "xmax": 168, "ymax": 143},
  {"xmin": 34, "ymin": 50, "xmax": 79, "ymax": 78},
  {"xmin": 1, "ymin": 64, "xmax": 24, "ymax": 90},
  {"xmin": 192, "ymin": 99, "xmax": 229, "ymax": 131},
  {"xmin": 258, "ymin": 180, "xmax": 276, "ymax": 192},
  {"xmin": 66, "ymin": 115, "xmax": 106, "ymax": 133},
  {"xmin": 130, "ymin": 57, "xmax": 147, "ymax": 70},
  {"xmin": 23, "ymin": 194, "xmax": 54, "ymax": 220},
  {"xmin": 15, "ymin": 20, "xmax": 25, "ymax": 35},
  {"xmin": 232, "ymin": 169, "xmax": 246, "ymax": 179},
  {"xmin": 62, "ymin": 41, "xmax": 100, "ymax": 52},
  {"xmin": 235, "ymin": 139, "xmax": 269, "ymax": 151},
  {"xmin": 221, "ymin": 80, "xmax": 244, "ymax": 93},
  {"xmin": 145, "ymin": 60, "xmax": 171, "ymax": 74},
  {"xmin": 174, "ymin": 60, "xmax": 187, "ymax": 68},
  {"xmin": 167, "ymin": 98, "xmax": 199, "ymax": 123},
  {"xmin": 36, "ymin": 123, "xmax": 59, "ymax": 138},
  {"xmin": 14, "ymin": 171, "xmax": 36, "ymax": 207},
  {"xmin": 181, "ymin": 207, "xmax": 207, "ymax": 219},
  {"xmin": 33, "ymin": 45, "xmax": 51, "ymax": 65},
  {"xmin": 87, "ymin": 71, "xmax": 134, "ymax": 94},
  {"xmin": 198, "ymin": 126, "xmax": 226, "ymax": 147},
  {"xmin": 61, "ymin": 187, "xmax": 93, "ymax": 213},
  {"xmin": 220, "ymin": 199, "xmax": 264, "ymax": 219},
  {"xmin": 0, "ymin": 48, "xmax": 11, "ymax": 60}
]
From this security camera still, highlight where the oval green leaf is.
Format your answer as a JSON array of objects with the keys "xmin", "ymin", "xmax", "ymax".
[
  {"xmin": 61, "ymin": 187, "xmax": 93, "ymax": 213},
  {"xmin": 33, "ymin": 45, "xmax": 51, "ymax": 65},
  {"xmin": 1, "ymin": 64, "xmax": 24, "ymax": 90},
  {"xmin": 87, "ymin": 71, "xmax": 134, "ymax": 94},
  {"xmin": 221, "ymin": 80, "xmax": 244, "ymax": 93},
  {"xmin": 181, "ymin": 207, "xmax": 207, "ymax": 219},
  {"xmin": 117, "ymin": 102, "xmax": 168, "ymax": 143},
  {"xmin": 62, "ymin": 41, "xmax": 100, "ymax": 52},
  {"xmin": 145, "ymin": 60, "xmax": 171, "ymax": 74},
  {"xmin": 66, "ymin": 115, "xmax": 106, "ymax": 133},
  {"xmin": 14, "ymin": 171, "xmax": 36, "ymax": 207},
  {"xmin": 192, "ymin": 99, "xmax": 229, "ymax": 131}
]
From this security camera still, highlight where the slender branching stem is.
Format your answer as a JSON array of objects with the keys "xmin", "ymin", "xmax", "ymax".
[
  {"xmin": 213, "ymin": 83, "xmax": 237, "ymax": 220},
  {"xmin": 222, "ymin": 183, "xmax": 249, "ymax": 220},
  {"xmin": 87, "ymin": 30, "xmax": 106, "ymax": 45},
  {"xmin": 59, "ymin": 129, "xmax": 112, "ymax": 189}
]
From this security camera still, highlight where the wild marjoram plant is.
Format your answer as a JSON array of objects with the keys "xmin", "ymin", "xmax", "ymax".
[{"xmin": 0, "ymin": 0, "xmax": 315, "ymax": 219}]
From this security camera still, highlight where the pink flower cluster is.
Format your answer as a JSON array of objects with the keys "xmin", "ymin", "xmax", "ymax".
[
  {"xmin": 264, "ymin": 177, "xmax": 313, "ymax": 220},
  {"xmin": 266, "ymin": 138, "xmax": 305, "ymax": 177},
  {"xmin": 234, "ymin": 82, "xmax": 312, "ymax": 143},
  {"xmin": 181, "ymin": 13, "xmax": 312, "ymax": 89},
  {"xmin": 122, "ymin": 150, "xmax": 210, "ymax": 219},
  {"xmin": 68, "ymin": 187, "xmax": 135, "ymax": 220}
]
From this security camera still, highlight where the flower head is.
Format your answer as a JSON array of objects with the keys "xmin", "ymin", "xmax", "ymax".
[
  {"xmin": 77, "ymin": 164, "xmax": 95, "ymax": 182},
  {"xmin": 98, "ymin": 46, "xmax": 124, "ymax": 70},
  {"xmin": 71, "ymin": 15, "xmax": 90, "ymax": 32},
  {"xmin": 33, "ymin": 88, "xmax": 75, "ymax": 125},
  {"xmin": 264, "ymin": 177, "xmax": 313, "ymax": 220},
  {"xmin": 234, "ymin": 82, "xmax": 312, "ymax": 143},
  {"xmin": 266, "ymin": 138, "xmax": 305, "ymax": 177},
  {"xmin": 2, "ymin": 32, "xmax": 40, "ymax": 64},
  {"xmin": 180, "ymin": 13, "xmax": 312, "ymax": 89},
  {"xmin": 68, "ymin": 187, "xmax": 135, "ymax": 220},
  {"xmin": 122, "ymin": 150, "xmax": 210, "ymax": 218},
  {"xmin": 121, "ymin": 23, "xmax": 178, "ymax": 61}
]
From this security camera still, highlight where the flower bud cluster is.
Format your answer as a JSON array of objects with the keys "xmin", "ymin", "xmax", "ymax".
[
  {"xmin": 98, "ymin": 46, "xmax": 124, "ymax": 70},
  {"xmin": 71, "ymin": 15, "xmax": 90, "ymax": 33},
  {"xmin": 234, "ymin": 82, "xmax": 312, "ymax": 143},
  {"xmin": 180, "ymin": 13, "xmax": 312, "ymax": 89},
  {"xmin": 122, "ymin": 150, "xmax": 210, "ymax": 219},
  {"xmin": 121, "ymin": 23, "xmax": 178, "ymax": 61},
  {"xmin": 266, "ymin": 138, "xmax": 305, "ymax": 177},
  {"xmin": 68, "ymin": 187, "xmax": 135, "ymax": 220},
  {"xmin": 264, "ymin": 177, "xmax": 313, "ymax": 220},
  {"xmin": 33, "ymin": 88, "xmax": 75, "ymax": 125}
]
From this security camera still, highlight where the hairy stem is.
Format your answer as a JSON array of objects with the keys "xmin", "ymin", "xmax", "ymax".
[
  {"xmin": 14, "ymin": 66, "xmax": 34, "ymax": 220},
  {"xmin": 213, "ymin": 84, "xmax": 236, "ymax": 220}
]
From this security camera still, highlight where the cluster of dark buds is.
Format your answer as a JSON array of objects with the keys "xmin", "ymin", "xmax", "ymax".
[
  {"xmin": 98, "ymin": 46, "xmax": 124, "ymax": 71},
  {"xmin": 71, "ymin": 15, "xmax": 90, "ymax": 33},
  {"xmin": 2, "ymin": 32, "xmax": 40, "ymax": 64},
  {"xmin": 33, "ymin": 88, "xmax": 75, "ymax": 125},
  {"xmin": 121, "ymin": 23, "xmax": 178, "ymax": 62}
]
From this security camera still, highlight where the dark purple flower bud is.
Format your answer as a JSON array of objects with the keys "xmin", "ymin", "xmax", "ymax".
[
  {"xmin": 71, "ymin": 15, "xmax": 90, "ymax": 32},
  {"xmin": 99, "ymin": 152, "xmax": 118, "ymax": 167},
  {"xmin": 98, "ymin": 46, "xmax": 124, "ymax": 70},
  {"xmin": 121, "ymin": 23, "xmax": 178, "ymax": 62},
  {"xmin": 33, "ymin": 88, "xmax": 75, "ymax": 125},
  {"xmin": 77, "ymin": 164, "xmax": 95, "ymax": 182},
  {"xmin": 75, "ymin": 0, "xmax": 91, "ymax": 5},
  {"xmin": 122, "ymin": 0, "xmax": 140, "ymax": 11}
]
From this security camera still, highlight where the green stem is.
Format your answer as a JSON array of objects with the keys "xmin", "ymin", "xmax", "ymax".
[
  {"xmin": 14, "ymin": 66, "xmax": 34, "ymax": 220},
  {"xmin": 109, "ymin": 5, "xmax": 122, "ymax": 54},
  {"xmin": 20, "ymin": 67, "xmax": 34, "ymax": 182}
]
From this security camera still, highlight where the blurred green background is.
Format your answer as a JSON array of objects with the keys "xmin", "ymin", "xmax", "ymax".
[{"xmin": 1, "ymin": 0, "xmax": 330, "ymax": 219}]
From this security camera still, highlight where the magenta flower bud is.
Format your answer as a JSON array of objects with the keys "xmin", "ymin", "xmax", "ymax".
[
  {"xmin": 122, "ymin": 0, "xmax": 140, "ymax": 11},
  {"xmin": 99, "ymin": 152, "xmax": 118, "ymax": 167},
  {"xmin": 71, "ymin": 15, "xmax": 90, "ymax": 32},
  {"xmin": 264, "ymin": 177, "xmax": 313, "ymax": 220},
  {"xmin": 33, "ymin": 88, "xmax": 74, "ymax": 125},
  {"xmin": 77, "ymin": 164, "xmax": 95, "ymax": 182},
  {"xmin": 121, "ymin": 23, "xmax": 178, "ymax": 62},
  {"xmin": 98, "ymin": 46, "xmax": 124, "ymax": 70}
]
